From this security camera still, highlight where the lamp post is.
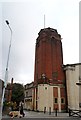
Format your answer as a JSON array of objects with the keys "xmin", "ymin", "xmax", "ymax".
[{"xmin": 0, "ymin": 20, "xmax": 12, "ymax": 120}]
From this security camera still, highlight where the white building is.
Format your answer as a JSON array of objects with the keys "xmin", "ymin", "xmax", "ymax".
[
  {"xmin": 24, "ymin": 82, "xmax": 66, "ymax": 112},
  {"xmin": 24, "ymin": 82, "xmax": 34, "ymax": 110},
  {"xmin": 24, "ymin": 63, "xmax": 81, "ymax": 112},
  {"xmin": 64, "ymin": 63, "xmax": 81, "ymax": 110},
  {"xmin": 33, "ymin": 84, "xmax": 66, "ymax": 112}
]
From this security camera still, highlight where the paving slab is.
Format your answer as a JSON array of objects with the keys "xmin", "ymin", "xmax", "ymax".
[{"xmin": 2, "ymin": 110, "xmax": 81, "ymax": 120}]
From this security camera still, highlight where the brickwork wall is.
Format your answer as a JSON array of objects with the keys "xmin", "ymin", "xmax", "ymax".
[{"xmin": 34, "ymin": 28, "xmax": 65, "ymax": 84}]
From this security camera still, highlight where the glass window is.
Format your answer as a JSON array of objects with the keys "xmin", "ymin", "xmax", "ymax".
[
  {"xmin": 26, "ymin": 92, "xmax": 28, "ymax": 97},
  {"xmin": 61, "ymin": 98, "xmax": 65, "ymax": 104},
  {"xmin": 54, "ymin": 98, "xmax": 58, "ymax": 103}
]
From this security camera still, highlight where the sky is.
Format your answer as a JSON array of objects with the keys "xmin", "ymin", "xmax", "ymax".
[{"xmin": 0, "ymin": 0, "xmax": 80, "ymax": 85}]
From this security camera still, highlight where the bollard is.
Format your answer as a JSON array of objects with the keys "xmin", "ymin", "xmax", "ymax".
[
  {"xmin": 44, "ymin": 107, "xmax": 46, "ymax": 114},
  {"xmin": 49, "ymin": 107, "xmax": 51, "ymax": 115},
  {"xmin": 55, "ymin": 108, "xmax": 57, "ymax": 116},
  {"xmin": 69, "ymin": 109, "xmax": 71, "ymax": 116}
]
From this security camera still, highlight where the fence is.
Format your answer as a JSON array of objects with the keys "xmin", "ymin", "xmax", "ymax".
[{"xmin": 69, "ymin": 109, "xmax": 81, "ymax": 117}]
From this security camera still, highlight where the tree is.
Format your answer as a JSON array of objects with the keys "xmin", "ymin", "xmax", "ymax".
[{"xmin": 11, "ymin": 83, "xmax": 24, "ymax": 105}]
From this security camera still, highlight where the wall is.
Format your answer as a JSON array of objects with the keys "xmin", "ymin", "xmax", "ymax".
[
  {"xmin": 37, "ymin": 84, "xmax": 66, "ymax": 112},
  {"xmin": 37, "ymin": 84, "xmax": 53, "ymax": 112},
  {"xmin": 65, "ymin": 65, "xmax": 80, "ymax": 110},
  {"xmin": 24, "ymin": 82, "xmax": 33, "ymax": 110},
  {"xmin": 34, "ymin": 28, "xmax": 65, "ymax": 85}
]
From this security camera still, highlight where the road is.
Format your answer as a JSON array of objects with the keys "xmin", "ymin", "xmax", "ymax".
[{"xmin": 2, "ymin": 118, "xmax": 81, "ymax": 120}]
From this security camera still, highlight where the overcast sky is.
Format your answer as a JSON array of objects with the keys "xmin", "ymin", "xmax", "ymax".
[{"xmin": 0, "ymin": 0, "xmax": 80, "ymax": 85}]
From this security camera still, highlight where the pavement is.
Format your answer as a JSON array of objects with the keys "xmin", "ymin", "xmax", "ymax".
[
  {"xmin": 2, "ymin": 117, "xmax": 81, "ymax": 120},
  {"xmin": 2, "ymin": 110, "xmax": 81, "ymax": 120}
]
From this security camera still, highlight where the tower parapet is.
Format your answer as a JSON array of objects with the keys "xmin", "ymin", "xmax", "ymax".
[{"xmin": 36, "ymin": 27, "xmax": 61, "ymax": 44}]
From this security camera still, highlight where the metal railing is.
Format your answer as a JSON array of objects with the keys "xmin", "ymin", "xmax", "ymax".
[{"xmin": 69, "ymin": 109, "xmax": 81, "ymax": 117}]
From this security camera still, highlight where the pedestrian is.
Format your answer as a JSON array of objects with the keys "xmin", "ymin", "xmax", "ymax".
[{"xmin": 19, "ymin": 101, "xmax": 25, "ymax": 117}]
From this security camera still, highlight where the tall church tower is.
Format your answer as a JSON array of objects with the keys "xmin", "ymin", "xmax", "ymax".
[{"xmin": 33, "ymin": 27, "xmax": 66, "ymax": 112}]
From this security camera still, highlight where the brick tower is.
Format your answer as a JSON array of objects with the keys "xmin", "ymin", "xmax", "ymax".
[{"xmin": 33, "ymin": 27, "xmax": 66, "ymax": 112}]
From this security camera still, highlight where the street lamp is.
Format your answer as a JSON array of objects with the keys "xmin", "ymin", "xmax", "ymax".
[{"xmin": 0, "ymin": 20, "xmax": 12, "ymax": 120}]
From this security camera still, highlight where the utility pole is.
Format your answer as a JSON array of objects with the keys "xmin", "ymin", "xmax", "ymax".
[
  {"xmin": 0, "ymin": 20, "xmax": 12, "ymax": 120},
  {"xmin": 44, "ymin": 14, "xmax": 45, "ymax": 29}
]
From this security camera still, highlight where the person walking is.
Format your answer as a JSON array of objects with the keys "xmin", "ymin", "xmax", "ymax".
[{"xmin": 19, "ymin": 101, "xmax": 25, "ymax": 117}]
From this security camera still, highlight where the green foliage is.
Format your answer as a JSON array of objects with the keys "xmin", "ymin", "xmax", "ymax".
[
  {"xmin": 3, "ymin": 101, "xmax": 18, "ymax": 111},
  {"xmin": 3, "ymin": 101, "xmax": 8, "ymax": 107},
  {"xmin": 11, "ymin": 83, "xmax": 24, "ymax": 105}
]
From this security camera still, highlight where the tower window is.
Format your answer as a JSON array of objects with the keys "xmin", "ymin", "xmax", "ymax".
[
  {"xmin": 61, "ymin": 98, "xmax": 65, "ymax": 104},
  {"xmin": 54, "ymin": 98, "xmax": 58, "ymax": 103}
]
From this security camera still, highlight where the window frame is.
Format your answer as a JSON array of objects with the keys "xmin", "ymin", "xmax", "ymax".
[
  {"xmin": 54, "ymin": 98, "xmax": 58, "ymax": 104},
  {"xmin": 61, "ymin": 97, "xmax": 65, "ymax": 104}
]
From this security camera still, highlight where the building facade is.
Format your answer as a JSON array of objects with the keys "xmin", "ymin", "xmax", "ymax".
[
  {"xmin": 33, "ymin": 84, "xmax": 66, "ymax": 112},
  {"xmin": 33, "ymin": 27, "xmax": 66, "ymax": 112},
  {"xmin": 24, "ymin": 28, "xmax": 81, "ymax": 112},
  {"xmin": 0, "ymin": 79, "xmax": 4, "ymax": 103},
  {"xmin": 5, "ymin": 78, "xmax": 13, "ymax": 102},
  {"xmin": 0, "ymin": 79, "xmax": 4, "ymax": 117},
  {"xmin": 24, "ymin": 82, "xmax": 34, "ymax": 110},
  {"xmin": 64, "ymin": 63, "xmax": 81, "ymax": 110}
]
